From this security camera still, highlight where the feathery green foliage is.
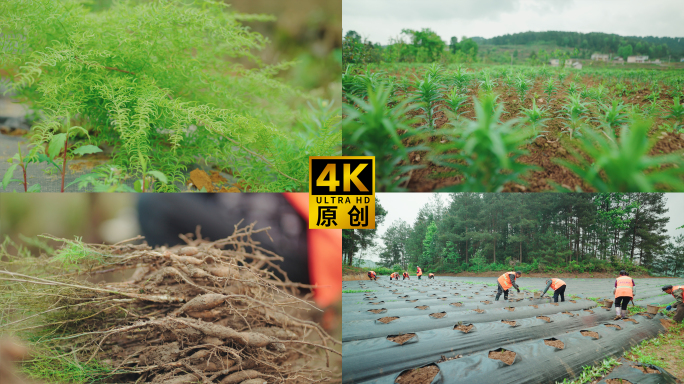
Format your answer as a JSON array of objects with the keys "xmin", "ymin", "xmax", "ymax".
[{"xmin": 0, "ymin": 0, "xmax": 340, "ymax": 192}]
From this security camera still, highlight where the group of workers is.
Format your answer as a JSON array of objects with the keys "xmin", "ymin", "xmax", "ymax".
[
  {"xmin": 365, "ymin": 268, "xmax": 682, "ymax": 323},
  {"xmin": 366, "ymin": 266, "xmax": 436, "ymax": 281}
]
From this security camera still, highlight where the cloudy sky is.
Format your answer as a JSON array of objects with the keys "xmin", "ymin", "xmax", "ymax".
[
  {"xmin": 343, "ymin": 0, "xmax": 684, "ymax": 45},
  {"xmin": 362, "ymin": 193, "xmax": 684, "ymax": 262}
]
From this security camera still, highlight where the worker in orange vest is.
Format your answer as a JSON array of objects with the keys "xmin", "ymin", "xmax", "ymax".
[
  {"xmin": 428, "ymin": 273, "xmax": 435, "ymax": 279},
  {"xmin": 613, "ymin": 270, "xmax": 636, "ymax": 320},
  {"xmin": 496, "ymin": 271, "xmax": 521, "ymax": 301},
  {"xmin": 416, "ymin": 266, "xmax": 423, "ymax": 279},
  {"xmin": 402, "ymin": 272, "xmax": 410, "ymax": 280},
  {"xmin": 540, "ymin": 278, "xmax": 567, "ymax": 302},
  {"xmin": 662, "ymin": 284, "xmax": 683, "ymax": 323},
  {"xmin": 390, "ymin": 272, "xmax": 400, "ymax": 281},
  {"xmin": 367, "ymin": 271, "xmax": 377, "ymax": 281}
]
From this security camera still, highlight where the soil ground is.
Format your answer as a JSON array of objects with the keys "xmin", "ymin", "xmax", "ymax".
[
  {"xmin": 429, "ymin": 312, "xmax": 446, "ymax": 319},
  {"xmin": 395, "ymin": 365, "xmax": 440, "ymax": 384},
  {"xmin": 501, "ymin": 320, "xmax": 517, "ymax": 326},
  {"xmin": 388, "ymin": 334, "xmax": 416, "ymax": 345},
  {"xmin": 581, "ymin": 330, "xmax": 601, "ymax": 338},
  {"xmin": 537, "ymin": 315, "xmax": 551, "ymax": 322},
  {"xmin": 544, "ymin": 339, "xmax": 565, "ymax": 349},
  {"xmin": 378, "ymin": 317, "xmax": 399, "ymax": 324},
  {"xmin": 454, "ymin": 324, "xmax": 473, "ymax": 333},
  {"xmin": 488, "ymin": 350, "xmax": 516, "ymax": 365},
  {"xmin": 625, "ymin": 320, "xmax": 684, "ymax": 379}
]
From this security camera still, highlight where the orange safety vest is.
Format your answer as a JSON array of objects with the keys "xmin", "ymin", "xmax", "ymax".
[
  {"xmin": 417, "ymin": 267, "xmax": 422, "ymax": 276},
  {"xmin": 368, "ymin": 271, "xmax": 376, "ymax": 278},
  {"xmin": 284, "ymin": 193, "xmax": 340, "ymax": 308},
  {"xmin": 429, "ymin": 273, "xmax": 435, "ymax": 277},
  {"xmin": 615, "ymin": 276, "xmax": 634, "ymax": 298},
  {"xmin": 392, "ymin": 273, "xmax": 399, "ymax": 279},
  {"xmin": 550, "ymin": 278, "xmax": 566, "ymax": 291},
  {"xmin": 671, "ymin": 285, "xmax": 684, "ymax": 299},
  {"xmin": 403, "ymin": 272, "xmax": 409, "ymax": 278},
  {"xmin": 498, "ymin": 271, "xmax": 516, "ymax": 290}
]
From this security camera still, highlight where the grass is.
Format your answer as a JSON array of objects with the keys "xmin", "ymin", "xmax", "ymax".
[
  {"xmin": 342, "ymin": 289, "xmax": 375, "ymax": 293},
  {"xmin": 555, "ymin": 357, "xmax": 621, "ymax": 384},
  {"xmin": 625, "ymin": 318, "xmax": 684, "ymax": 379},
  {"xmin": 20, "ymin": 345, "xmax": 112, "ymax": 384}
]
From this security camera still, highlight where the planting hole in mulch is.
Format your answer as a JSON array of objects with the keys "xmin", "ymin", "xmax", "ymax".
[
  {"xmin": 436, "ymin": 354, "xmax": 462, "ymax": 363},
  {"xmin": 504, "ymin": 307, "xmax": 515, "ymax": 311},
  {"xmin": 605, "ymin": 324, "xmax": 622, "ymax": 330},
  {"xmin": 474, "ymin": 309, "xmax": 485, "ymax": 313},
  {"xmin": 415, "ymin": 305, "xmax": 429, "ymax": 310},
  {"xmin": 544, "ymin": 338, "xmax": 565, "ymax": 349},
  {"xmin": 570, "ymin": 300, "xmax": 577, "ymax": 303},
  {"xmin": 395, "ymin": 364, "xmax": 440, "ymax": 384},
  {"xmin": 481, "ymin": 300, "xmax": 492, "ymax": 305},
  {"xmin": 631, "ymin": 365, "xmax": 660, "ymax": 374},
  {"xmin": 584, "ymin": 309, "xmax": 594, "ymax": 313},
  {"xmin": 551, "ymin": 303, "xmax": 559, "ymax": 306},
  {"xmin": 387, "ymin": 333, "xmax": 416, "ymax": 345},
  {"xmin": 454, "ymin": 324, "xmax": 474, "ymax": 333},
  {"xmin": 450, "ymin": 302, "xmax": 463, "ymax": 307},
  {"xmin": 623, "ymin": 319, "xmax": 638, "ymax": 323},
  {"xmin": 368, "ymin": 309, "xmax": 387, "ymax": 314},
  {"xmin": 605, "ymin": 380, "xmax": 634, "ymax": 384},
  {"xmin": 429, "ymin": 312, "xmax": 446, "ymax": 319},
  {"xmin": 378, "ymin": 317, "xmax": 399, "ymax": 324},
  {"xmin": 407, "ymin": 299, "xmax": 418, "ymax": 303},
  {"xmin": 562, "ymin": 311, "xmax": 576, "ymax": 317},
  {"xmin": 581, "ymin": 330, "xmax": 600, "ymax": 339},
  {"xmin": 530, "ymin": 304, "xmax": 539, "ymax": 309},
  {"xmin": 369, "ymin": 301, "xmax": 384, "ymax": 305},
  {"xmin": 537, "ymin": 316, "xmax": 551, "ymax": 322},
  {"xmin": 488, "ymin": 349, "xmax": 516, "ymax": 365},
  {"xmin": 501, "ymin": 320, "xmax": 517, "ymax": 326}
]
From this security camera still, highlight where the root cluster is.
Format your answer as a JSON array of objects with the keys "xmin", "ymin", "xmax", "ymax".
[{"xmin": 0, "ymin": 224, "xmax": 339, "ymax": 383}]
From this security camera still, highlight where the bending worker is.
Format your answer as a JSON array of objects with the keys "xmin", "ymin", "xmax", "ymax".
[
  {"xmin": 428, "ymin": 273, "xmax": 435, "ymax": 279},
  {"xmin": 540, "ymin": 278, "xmax": 566, "ymax": 302},
  {"xmin": 367, "ymin": 270, "xmax": 377, "ymax": 281},
  {"xmin": 662, "ymin": 284, "xmax": 683, "ymax": 323},
  {"xmin": 402, "ymin": 271, "xmax": 410, "ymax": 280},
  {"xmin": 613, "ymin": 270, "xmax": 635, "ymax": 320},
  {"xmin": 417, "ymin": 266, "xmax": 423, "ymax": 280},
  {"xmin": 496, "ymin": 271, "xmax": 522, "ymax": 301},
  {"xmin": 390, "ymin": 272, "xmax": 400, "ymax": 281}
]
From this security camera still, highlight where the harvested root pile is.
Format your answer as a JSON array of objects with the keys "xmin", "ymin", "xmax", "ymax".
[{"xmin": 0, "ymin": 224, "xmax": 340, "ymax": 383}]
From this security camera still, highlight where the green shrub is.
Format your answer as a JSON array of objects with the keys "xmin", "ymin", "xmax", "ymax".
[{"xmin": 374, "ymin": 267, "xmax": 393, "ymax": 275}]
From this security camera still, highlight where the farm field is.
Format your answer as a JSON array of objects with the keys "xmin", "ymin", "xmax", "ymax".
[
  {"xmin": 341, "ymin": 276, "xmax": 683, "ymax": 384},
  {"xmin": 342, "ymin": 63, "xmax": 684, "ymax": 192}
]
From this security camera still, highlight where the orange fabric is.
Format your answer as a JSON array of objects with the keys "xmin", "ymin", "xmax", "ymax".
[
  {"xmin": 368, "ymin": 271, "xmax": 376, "ymax": 278},
  {"xmin": 403, "ymin": 272, "xmax": 409, "ymax": 278},
  {"xmin": 283, "ymin": 193, "xmax": 341, "ymax": 308},
  {"xmin": 615, "ymin": 276, "xmax": 634, "ymax": 298},
  {"xmin": 498, "ymin": 271, "xmax": 516, "ymax": 290},
  {"xmin": 550, "ymin": 278, "xmax": 566, "ymax": 291},
  {"xmin": 416, "ymin": 267, "xmax": 422, "ymax": 277},
  {"xmin": 671, "ymin": 285, "xmax": 684, "ymax": 298},
  {"xmin": 429, "ymin": 273, "xmax": 434, "ymax": 277}
]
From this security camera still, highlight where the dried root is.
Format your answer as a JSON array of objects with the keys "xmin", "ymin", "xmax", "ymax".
[{"xmin": 0, "ymin": 223, "xmax": 339, "ymax": 383}]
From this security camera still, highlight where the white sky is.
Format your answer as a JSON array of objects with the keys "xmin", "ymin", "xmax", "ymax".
[
  {"xmin": 343, "ymin": 0, "xmax": 684, "ymax": 45},
  {"xmin": 362, "ymin": 193, "xmax": 684, "ymax": 262}
]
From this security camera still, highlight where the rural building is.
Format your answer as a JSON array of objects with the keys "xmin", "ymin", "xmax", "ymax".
[
  {"xmin": 550, "ymin": 59, "xmax": 582, "ymax": 69},
  {"xmin": 613, "ymin": 57, "xmax": 624, "ymax": 64},
  {"xmin": 572, "ymin": 62, "xmax": 582, "ymax": 69},
  {"xmin": 549, "ymin": 59, "xmax": 560, "ymax": 66},
  {"xmin": 627, "ymin": 55, "xmax": 648, "ymax": 63},
  {"xmin": 591, "ymin": 53, "xmax": 609, "ymax": 61}
]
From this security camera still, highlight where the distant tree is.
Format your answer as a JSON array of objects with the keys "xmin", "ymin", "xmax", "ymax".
[
  {"xmin": 617, "ymin": 44, "xmax": 633, "ymax": 61},
  {"xmin": 345, "ymin": 30, "xmax": 362, "ymax": 42},
  {"xmin": 449, "ymin": 36, "xmax": 459, "ymax": 54},
  {"xmin": 401, "ymin": 28, "xmax": 447, "ymax": 62},
  {"xmin": 342, "ymin": 199, "xmax": 387, "ymax": 265}
]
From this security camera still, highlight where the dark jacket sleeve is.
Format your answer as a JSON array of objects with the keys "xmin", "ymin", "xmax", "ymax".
[
  {"xmin": 509, "ymin": 273, "xmax": 519, "ymax": 289},
  {"xmin": 674, "ymin": 288, "xmax": 683, "ymax": 307},
  {"xmin": 541, "ymin": 280, "xmax": 552, "ymax": 296}
]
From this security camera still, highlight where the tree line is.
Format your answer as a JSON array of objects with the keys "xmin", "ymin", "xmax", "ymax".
[{"xmin": 343, "ymin": 194, "xmax": 684, "ymax": 277}]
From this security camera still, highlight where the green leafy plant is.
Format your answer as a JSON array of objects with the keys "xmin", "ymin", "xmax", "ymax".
[
  {"xmin": 1, "ymin": 0, "xmax": 336, "ymax": 192},
  {"xmin": 66, "ymin": 165, "xmax": 135, "ymax": 192},
  {"xmin": 514, "ymin": 74, "xmax": 531, "ymax": 104},
  {"xmin": 445, "ymin": 89, "xmax": 469, "ymax": 119},
  {"xmin": 413, "ymin": 74, "xmax": 445, "ymax": 130},
  {"xmin": 561, "ymin": 94, "xmax": 588, "ymax": 138},
  {"xmin": 2, "ymin": 143, "xmax": 41, "ymax": 192},
  {"xmin": 543, "ymin": 78, "xmax": 557, "ymax": 103},
  {"xmin": 596, "ymin": 100, "xmax": 630, "ymax": 131},
  {"xmin": 662, "ymin": 96, "xmax": 684, "ymax": 126},
  {"xmin": 433, "ymin": 93, "xmax": 538, "ymax": 192},
  {"xmin": 343, "ymin": 85, "xmax": 424, "ymax": 191},
  {"xmin": 478, "ymin": 71, "xmax": 497, "ymax": 94},
  {"xmin": 555, "ymin": 119, "xmax": 684, "ymax": 191},
  {"xmin": 520, "ymin": 99, "xmax": 550, "ymax": 132}
]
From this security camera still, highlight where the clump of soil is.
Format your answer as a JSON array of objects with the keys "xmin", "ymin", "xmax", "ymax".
[
  {"xmin": 188, "ymin": 168, "xmax": 215, "ymax": 192},
  {"xmin": 584, "ymin": 309, "xmax": 594, "ymax": 313},
  {"xmin": 368, "ymin": 309, "xmax": 387, "ymax": 314},
  {"xmin": 474, "ymin": 309, "xmax": 485, "ymax": 313},
  {"xmin": 415, "ymin": 306, "xmax": 429, "ymax": 310},
  {"xmin": 631, "ymin": 365, "xmax": 660, "ymax": 374},
  {"xmin": 378, "ymin": 317, "xmax": 400, "ymax": 324},
  {"xmin": 395, "ymin": 365, "xmax": 440, "ymax": 384},
  {"xmin": 429, "ymin": 312, "xmax": 446, "ymax": 319},
  {"xmin": 407, "ymin": 299, "xmax": 418, "ymax": 303},
  {"xmin": 569, "ymin": 300, "xmax": 577, "ymax": 303},
  {"xmin": 562, "ymin": 311, "xmax": 576, "ymax": 317},
  {"xmin": 605, "ymin": 324, "xmax": 622, "ymax": 330},
  {"xmin": 581, "ymin": 330, "xmax": 600, "ymax": 339},
  {"xmin": 454, "ymin": 324, "xmax": 474, "ymax": 333},
  {"xmin": 504, "ymin": 307, "xmax": 515, "ymax": 311},
  {"xmin": 0, "ymin": 225, "xmax": 339, "ymax": 383},
  {"xmin": 488, "ymin": 349, "xmax": 516, "ymax": 365},
  {"xmin": 450, "ymin": 302, "xmax": 463, "ymax": 307},
  {"xmin": 537, "ymin": 316, "xmax": 551, "ymax": 322},
  {"xmin": 530, "ymin": 305, "xmax": 539, "ymax": 309},
  {"xmin": 436, "ymin": 354, "xmax": 462, "ymax": 363},
  {"xmin": 370, "ymin": 301, "xmax": 384, "ymax": 305},
  {"xmin": 388, "ymin": 334, "xmax": 416, "ymax": 345},
  {"xmin": 623, "ymin": 319, "xmax": 638, "ymax": 323},
  {"xmin": 501, "ymin": 320, "xmax": 517, "ymax": 326},
  {"xmin": 605, "ymin": 380, "xmax": 634, "ymax": 384},
  {"xmin": 544, "ymin": 339, "xmax": 565, "ymax": 349},
  {"xmin": 481, "ymin": 300, "xmax": 492, "ymax": 305},
  {"xmin": 551, "ymin": 303, "xmax": 559, "ymax": 306}
]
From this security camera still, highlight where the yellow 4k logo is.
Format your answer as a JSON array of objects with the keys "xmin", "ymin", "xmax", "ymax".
[{"xmin": 309, "ymin": 157, "xmax": 375, "ymax": 229}]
